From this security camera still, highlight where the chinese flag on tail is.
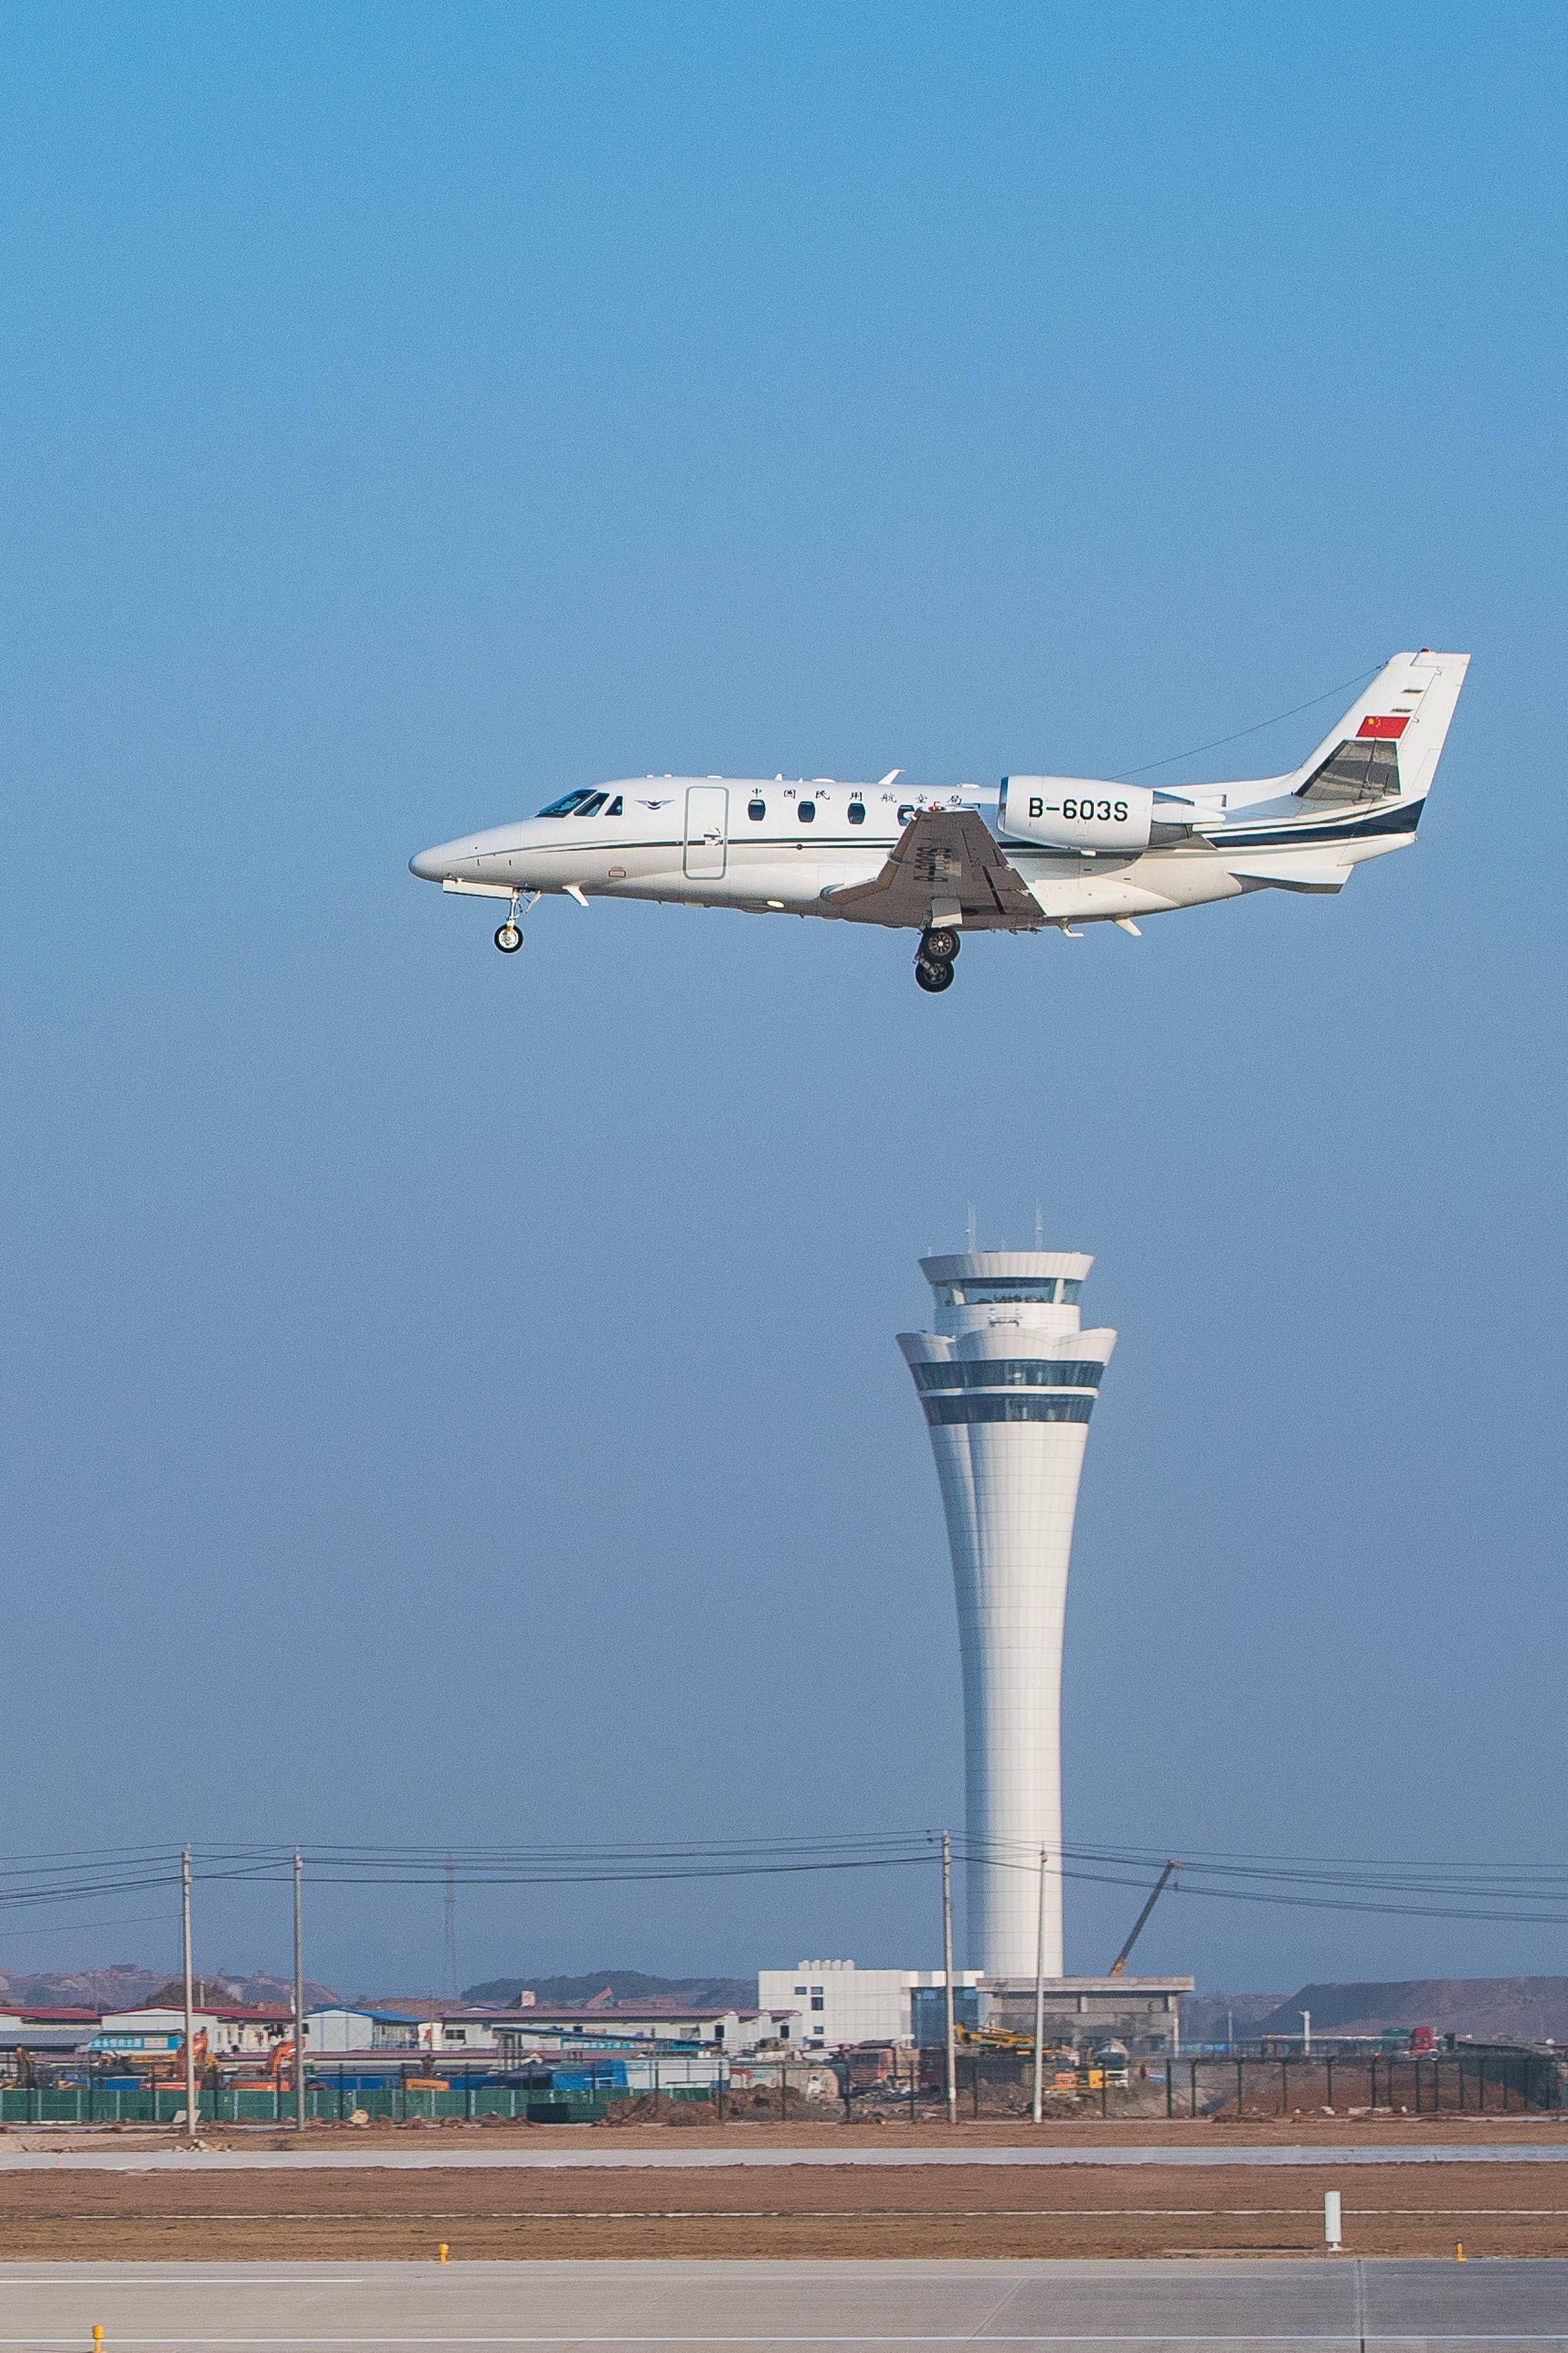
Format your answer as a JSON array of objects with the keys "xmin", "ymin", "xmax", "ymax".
[{"xmin": 1358, "ymin": 714, "xmax": 1410, "ymax": 738}]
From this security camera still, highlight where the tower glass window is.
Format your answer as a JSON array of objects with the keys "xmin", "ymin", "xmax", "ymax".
[
  {"xmin": 935, "ymin": 1277, "xmax": 1060, "ymax": 1305},
  {"xmin": 921, "ymin": 1393, "xmax": 1094, "ymax": 1425},
  {"xmin": 911, "ymin": 1359, "xmax": 1104, "ymax": 1392}
]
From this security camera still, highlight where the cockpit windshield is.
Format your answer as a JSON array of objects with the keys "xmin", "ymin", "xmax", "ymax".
[{"xmin": 538, "ymin": 788, "xmax": 601, "ymax": 817}]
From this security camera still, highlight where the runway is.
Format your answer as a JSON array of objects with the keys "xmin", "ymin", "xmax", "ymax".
[
  {"xmin": 1, "ymin": 2144, "xmax": 1567, "ymax": 2172},
  {"xmin": 0, "ymin": 2257, "xmax": 1562, "ymax": 2347}
]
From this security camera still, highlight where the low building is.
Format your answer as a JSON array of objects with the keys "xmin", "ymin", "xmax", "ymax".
[
  {"xmin": 412, "ymin": 2009, "xmax": 505, "ymax": 2054},
  {"xmin": 979, "ymin": 1974, "xmax": 1194, "ymax": 2055},
  {"xmin": 95, "ymin": 2005, "xmax": 292, "ymax": 2057},
  {"xmin": 757, "ymin": 1961, "xmax": 984, "ymax": 2047},
  {"xmin": 493, "ymin": 2006, "xmax": 778, "ymax": 2063},
  {"xmin": 0, "ymin": 2009, "xmax": 98, "ymax": 2055},
  {"xmin": 303, "ymin": 2007, "xmax": 422, "ymax": 2053}
]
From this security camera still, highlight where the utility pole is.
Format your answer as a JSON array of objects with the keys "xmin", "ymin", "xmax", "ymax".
[
  {"xmin": 180, "ymin": 1848, "xmax": 197, "ymax": 2145},
  {"xmin": 1031, "ymin": 1846, "xmax": 1048, "ymax": 2124},
  {"xmin": 1301, "ymin": 2007, "xmax": 1311, "ymax": 2060},
  {"xmin": 941, "ymin": 1831, "xmax": 957, "ymax": 2127},
  {"xmin": 293, "ymin": 1849, "xmax": 306, "ymax": 2132},
  {"xmin": 444, "ymin": 1856, "xmax": 459, "ymax": 2003}
]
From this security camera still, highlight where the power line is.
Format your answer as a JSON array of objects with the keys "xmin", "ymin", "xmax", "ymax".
[
  {"xmin": 5, "ymin": 1829, "xmax": 1568, "ymax": 1938},
  {"xmin": 1110, "ymin": 663, "xmax": 1381, "ymax": 781}
]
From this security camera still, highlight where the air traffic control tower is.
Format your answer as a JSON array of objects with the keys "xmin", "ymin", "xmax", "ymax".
[{"xmin": 899, "ymin": 1247, "xmax": 1115, "ymax": 1980}]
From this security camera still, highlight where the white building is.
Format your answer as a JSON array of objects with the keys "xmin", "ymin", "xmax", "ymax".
[
  {"xmin": 493, "ymin": 2007, "xmax": 780, "ymax": 2062},
  {"xmin": 303, "ymin": 2007, "xmax": 424, "ymax": 2052},
  {"xmin": 93, "ymin": 2005, "xmax": 292, "ymax": 2057},
  {"xmin": 900, "ymin": 1247, "xmax": 1116, "ymax": 1977},
  {"xmin": 755, "ymin": 1961, "xmax": 982, "ymax": 2047}
]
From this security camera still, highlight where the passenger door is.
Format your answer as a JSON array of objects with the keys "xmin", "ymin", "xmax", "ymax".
[{"xmin": 683, "ymin": 785, "xmax": 729, "ymax": 880}]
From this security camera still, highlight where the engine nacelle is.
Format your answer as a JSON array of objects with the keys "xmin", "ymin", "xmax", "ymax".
[{"xmin": 998, "ymin": 776, "xmax": 1153, "ymax": 853}]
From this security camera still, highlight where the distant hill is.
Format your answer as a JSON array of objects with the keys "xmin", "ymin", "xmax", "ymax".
[
  {"xmin": 461, "ymin": 1970, "xmax": 756, "ymax": 2011},
  {"xmin": 1253, "ymin": 1979, "xmax": 1568, "ymax": 2042},
  {"xmin": 0, "ymin": 1965, "xmax": 342, "ymax": 2011},
  {"xmin": 0, "ymin": 1965, "xmax": 167, "ymax": 2009},
  {"xmin": 145, "ymin": 1972, "xmax": 339, "ymax": 2011}
]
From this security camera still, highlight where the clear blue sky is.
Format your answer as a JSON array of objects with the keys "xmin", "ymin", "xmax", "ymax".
[{"xmin": 1, "ymin": 1, "xmax": 1564, "ymax": 1999}]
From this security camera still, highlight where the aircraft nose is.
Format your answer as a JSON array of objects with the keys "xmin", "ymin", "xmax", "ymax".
[{"xmin": 409, "ymin": 844, "xmax": 448, "ymax": 881}]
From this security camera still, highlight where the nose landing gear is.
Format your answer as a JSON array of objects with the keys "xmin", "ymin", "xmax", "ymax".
[
  {"xmin": 914, "ymin": 924, "xmax": 959, "ymax": 992},
  {"xmin": 493, "ymin": 889, "xmax": 533, "ymax": 953}
]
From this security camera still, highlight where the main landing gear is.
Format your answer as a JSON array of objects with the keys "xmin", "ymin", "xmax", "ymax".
[{"xmin": 914, "ymin": 926, "xmax": 960, "ymax": 993}]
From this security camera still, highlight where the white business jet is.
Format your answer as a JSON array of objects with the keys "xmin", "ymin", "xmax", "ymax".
[{"xmin": 410, "ymin": 652, "xmax": 1467, "ymax": 992}]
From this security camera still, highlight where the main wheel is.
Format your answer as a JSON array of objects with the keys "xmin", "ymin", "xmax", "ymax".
[
  {"xmin": 494, "ymin": 924, "xmax": 523, "ymax": 953},
  {"xmin": 914, "ymin": 955, "xmax": 954, "ymax": 993},
  {"xmin": 923, "ymin": 927, "xmax": 960, "ymax": 962}
]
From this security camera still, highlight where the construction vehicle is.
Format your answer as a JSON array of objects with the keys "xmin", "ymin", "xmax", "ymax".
[
  {"xmin": 955, "ymin": 2022, "xmax": 1047, "ymax": 2055},
  {"xmin": 1108, "ymin": 1861, "xmax": 1180, "ymax": 1975},
  {"xmin": 1091, "ymin": 2040, "xmax": 1131, "ymax": 2087}
]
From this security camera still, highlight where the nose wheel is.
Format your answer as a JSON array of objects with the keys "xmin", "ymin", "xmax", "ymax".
[
  {"xmin": 914, "ymin": 925, "xmax": 958, "ymax": 992},
  {"xmin": 493, "ymin": 889, "xmax": 530, "ymax": 953}
]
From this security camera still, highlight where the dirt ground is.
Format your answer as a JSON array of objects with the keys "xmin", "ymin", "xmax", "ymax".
[
  {"xmin": 19, "ymin": 2112, "xmax": 1568, "ymax": 2154},
  {"xmin": 3, "ymin": 2146, "xmax": 1568, "ymax": 2260}
]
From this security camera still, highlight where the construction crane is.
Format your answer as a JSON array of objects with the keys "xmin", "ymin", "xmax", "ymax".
[{"xmin": 1107, "ymin": 1859, "xmax": 1180, "ymax": 1976}]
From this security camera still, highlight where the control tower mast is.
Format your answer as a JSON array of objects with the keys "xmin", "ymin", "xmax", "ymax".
[{"xmin": 899, "ymin": 1248, "xmax": 1116, "ymax": 1977}]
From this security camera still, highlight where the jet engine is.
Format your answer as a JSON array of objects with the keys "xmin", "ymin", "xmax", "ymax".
[{"xmin": 998, "ymin": 776, "xmax": 1152, "ymax": 853}]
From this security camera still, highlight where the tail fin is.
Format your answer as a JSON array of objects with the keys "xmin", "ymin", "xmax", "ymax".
[{"xmin": 1290, "ymin": 651, "xmax": 1469, "ymax": 810}]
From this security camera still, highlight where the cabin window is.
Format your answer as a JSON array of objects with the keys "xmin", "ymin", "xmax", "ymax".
[
  {"xmin": 848, "ymin": 801, "xmax": 865, "ymax": 824},
  {"xmin": 798, "ymin": 800, "xmax": 817, "ymax": 822},
  {"xmin": 897, "ymin": 803, "xmax": 916, "ymax": 823},
  {"xmin": 748, "ymin": 798, "xmax": 766, "ymax": 820}
]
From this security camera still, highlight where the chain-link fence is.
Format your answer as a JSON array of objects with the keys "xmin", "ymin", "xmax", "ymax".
[{"xmin": 3, "ymin": 2041, "xmax": 1557, "ymax": 2126}]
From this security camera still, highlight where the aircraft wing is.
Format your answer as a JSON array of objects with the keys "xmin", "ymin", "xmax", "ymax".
[{"xmin": 828, "ymin": 808, "xmax": 1043, "ymax": 932}]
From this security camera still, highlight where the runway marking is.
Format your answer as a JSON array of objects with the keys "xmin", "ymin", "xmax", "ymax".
[
  {"xmin": 0, "ymin": 2337, "xmax": 1565, "ymax": 2348},
  {"xmin": 15, "ymin": 2205, "xmax": 1568, "ymax": 2218},
  {"xmin": 7, "ymin": 2145, "xmax": 1568, "ymax": 2173},
  {"xmin": 9, "ymin": 2193, "xmax": 1568, "ymax": 2212}
]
